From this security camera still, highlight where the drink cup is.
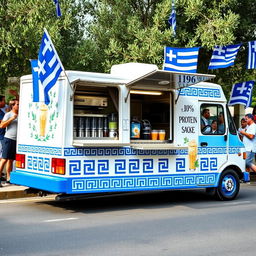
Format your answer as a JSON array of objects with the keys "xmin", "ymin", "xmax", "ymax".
[
  {"xmin": 188, "ymin": 140, "xmax": 198, "ymax": 171},
  {"xmin": 151, "ymin": 130, "xmax": 158, "ymax": 140},
  {"xmin": 158, "ymin": 130, "xmax": 166, "ymax": 140},
  {"xmin": 39, "ymin": 104, "xmax": 48, "ymax": 137}
]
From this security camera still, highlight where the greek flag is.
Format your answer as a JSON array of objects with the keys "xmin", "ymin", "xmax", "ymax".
[
  {"xmin": 30, "ymin": 59, "xmax": 39, "ymax": 102},
  {"xmin": 35, "ymin": 29, "xmax": 63, "ymax": 105},
  {"xmin": 208, "ymin": 44, "xmax": 241, "ymax": 69},
  {"xmin": 247, "ymin": 41, "xmax": 256, "ymax": 69},
  {"xmin": 168, "ymin": 0, "xmax": 176, "ymax": 36},
  {"xmin": 163, "ymin": 46, "xmax": 200, "ymax": 73},
  {"xmin": 228, "ymin": 81, "xmax": 255, "ymax": 108},
  {"xmin": 53, "ymin": 0, "xmax": 62, "ymax": 17}
]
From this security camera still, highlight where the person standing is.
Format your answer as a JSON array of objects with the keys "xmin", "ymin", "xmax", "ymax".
[
  {"xmin": 238, "ymin": 118, "xmax": 248, "ymax": 141},
  {"xmin": 0, "ymin": 96, "xmax": 6, "ymax": 182},
  {"xmin": 0, "ymin": 100, "xmax": 19, "ymax": 186},
  {"xmin": 240, "ymin": 114, "xmax": 256, "ymax": 173}
]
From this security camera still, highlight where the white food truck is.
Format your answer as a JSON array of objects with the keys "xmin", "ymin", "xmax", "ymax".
[{"xmin": 11, "ymin": 63, "xmax": 249, "ymax": 200}]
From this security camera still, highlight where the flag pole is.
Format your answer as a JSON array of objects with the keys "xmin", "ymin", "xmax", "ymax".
[{"xmin": 43, "ymin": 28, "xmax": 73, "ymax": 89}]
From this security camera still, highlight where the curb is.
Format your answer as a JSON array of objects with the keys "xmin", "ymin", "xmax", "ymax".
[{"xmin": 0, "ymin": 185, "xmax": 37, "ymax": 200}]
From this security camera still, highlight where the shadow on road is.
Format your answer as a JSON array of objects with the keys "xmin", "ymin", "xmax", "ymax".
[{"xmin": 36, "ymin": 188, "xmax": 219, "ymax": 214}]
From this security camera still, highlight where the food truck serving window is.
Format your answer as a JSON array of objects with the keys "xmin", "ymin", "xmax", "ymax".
[
  {"xmin": 130, "ymin": 90, "xmax": 172, "ymax": 142},
  {"xmin": 73, "ymin": 85, "xmax": 120, "ymax": 141}
]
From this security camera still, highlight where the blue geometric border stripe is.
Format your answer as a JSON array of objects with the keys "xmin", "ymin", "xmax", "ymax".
[
  {"xmin": 18, "ymin": 144, "xmax": 62, "ymax": 156},
  {"xmin": 180, "ymin": 87, "xmax": 221, "ymax": 98},
  {"xmin": 17, "ymin": 145, "xmax": 242, "ymax": 157},
  {"xmin": 64, "ymin": 147, "xmax": 188, "ymax": 156},
  {"xmin": 64, "ymin": 147, "xmax": 242, "ymax": 156},
  {"xmin": 69, "ymin": 173, "xmax": 218, "ymax": 193}
]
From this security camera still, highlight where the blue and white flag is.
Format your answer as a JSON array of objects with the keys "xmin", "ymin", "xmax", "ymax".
[
  {"xmin": 228, "ymin": 81, "xmax": 255, "ymax": 108},
  {"xmin": 163, "ymin": 46, "xmax": 200, "ymax": 73},
  {"xmin": 208, "ymin": 44, "xmax": 241, "ymax": 69},
  {"xmin": 247, "ymin": 41, "xmax": 256, "ymax": 69},
  {"xmin": 168, "ymin": 0, "xmax": 176, "ymax": 36},
  {"xmin": 53, "ymin": 0, "xmax": 62, "ymax": 17},
  {"xmin": 36, "ymin": 28, "xmax": 64, "ymax": 105},
  {"xmin": 30, "ymin": 59, "xmax": 39, "ymax": 102}
]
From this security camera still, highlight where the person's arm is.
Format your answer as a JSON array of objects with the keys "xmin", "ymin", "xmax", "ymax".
[
  {"xmin": 240, "ymin": 129, "xmax": 255, "ymax": 140},
  {"xmin": 9, "ymin": 89, "xmax": 19, "ymax": 100},
  {"xmin": 0, "ymin": 114, "xmax": 17, "ymax": 129}
]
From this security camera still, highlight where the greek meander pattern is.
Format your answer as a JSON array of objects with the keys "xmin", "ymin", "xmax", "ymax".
[
  {"xmin": 64, "ymin": 146, "xmax": 242, "ymax": 157},
  {"xmin": 18, "ymin": 145, "xmax": 242, "ymax": 157},
  {"xmin": 27, "ymin": 156, "xmax": 50, "ymax": 172},
  {"xmin": 200, "ymin": 157, "xmax": 218, "ymax": 172},
  {"xmin": 69, "ymin": 158, "xmax": 174, "ymax": 176},
  {"xmin": 64, "ymin": 147, "xmax": 188, "ymax": 156},
  {"xmin": 229, "ymin": 147, "xmax": 241, "ymax": 154},
  {"xmin": 180, "ymin": 87, "xmax": 221, "ymax": 98},
  {"xmin": 176, "ymin": 158, "xmax": 186, "ymax": 172},
  {"xmin": 68, "ymin": 157, "xmax": 218, "ymax": 176},
  {"xmin": 18, "ymin": 144, "xmax": 62, "ymax": 156},
  {"xmin": 71, "ymin": 173, "xmax": 218, "ymax": 192},
  {"xmin": 198, "ymin": 147, "xmax": 227, "ymax": 155},
  {"xmin": 158, "ymin": 159, "xmax": 169, "ymax": 173}
]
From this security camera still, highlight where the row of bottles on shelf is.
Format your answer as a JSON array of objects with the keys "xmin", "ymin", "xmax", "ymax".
[
  {"xmin": 73, "ymin": 113, "xmax": 118, "ymax": 138},
  {"xmin": 74, "ymin": 114, "xmax": 166, "ymax": 140}
]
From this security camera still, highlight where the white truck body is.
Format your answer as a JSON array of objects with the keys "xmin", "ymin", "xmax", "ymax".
[{"xmin": 11, "ymin": 63, "xmax": 249, "ymax": 200}]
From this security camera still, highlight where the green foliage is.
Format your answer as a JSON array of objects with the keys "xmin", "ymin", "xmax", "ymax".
[
  {"xmin": 86, "ymin": 0, "xmax": 256, "ymax": 102},
  {"xmin": 1, "ymin": 0, "xmax": 256, "ymax": 105},
  {"xmin": 0, "ymin": 0, "xmax": 88, "ymax": 90}
]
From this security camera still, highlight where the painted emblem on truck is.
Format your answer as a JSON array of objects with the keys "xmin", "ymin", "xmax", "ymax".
[{"xmin": 28, "ymin": 91, "xmax": 59, "ymax": 142}]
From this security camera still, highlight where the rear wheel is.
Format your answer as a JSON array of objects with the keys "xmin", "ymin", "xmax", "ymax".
[{"xmin": 215, "ymin": 169, "xmax": 240, "ymax": 201}]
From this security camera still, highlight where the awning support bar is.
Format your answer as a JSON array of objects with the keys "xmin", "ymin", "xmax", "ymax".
[
  {"xmin": 125, "ymin": 88, "xmax": 131, "ymax": 103},
  {"xmin": 175, "ymin": 89, "xmax": 182, "ymax": 104}
]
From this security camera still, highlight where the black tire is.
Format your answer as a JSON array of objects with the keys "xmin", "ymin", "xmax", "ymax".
[{"xmin": 214, "ymin": 169, "xmax": 240, "ymax": 201}]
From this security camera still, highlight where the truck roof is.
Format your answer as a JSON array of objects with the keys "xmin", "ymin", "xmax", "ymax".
[{"xmin": 21, "ymin": 63, "xmax": 216, "ymax": 91}]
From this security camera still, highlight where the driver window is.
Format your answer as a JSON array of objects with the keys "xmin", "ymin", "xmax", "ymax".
[{"xmin": 201, "ymin": 104, "xmax": 225, "ymax": 135}]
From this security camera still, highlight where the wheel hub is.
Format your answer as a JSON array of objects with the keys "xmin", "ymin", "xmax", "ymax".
[{"xmin": 224, "ymin": 178, "xmax": 234, "ymax": 192}]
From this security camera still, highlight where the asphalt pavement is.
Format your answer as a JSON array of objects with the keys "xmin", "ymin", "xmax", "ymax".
[{"xmin": 1, "ymin": 183, "xmax": 256, "ymax": 256}]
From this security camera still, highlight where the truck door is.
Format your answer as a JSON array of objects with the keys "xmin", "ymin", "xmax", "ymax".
[{"xmin": 199, "ymin": 103, "xmax": 227, "ymax": 173}]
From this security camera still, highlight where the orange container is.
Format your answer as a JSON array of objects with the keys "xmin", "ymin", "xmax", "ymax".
[
  {"xmin": 151, "ymin": 130, "xmax": 158, "ymax": 140},
  {"xmin": 158, "ymin": 130, "xmax": 166, "ymax": 140}
]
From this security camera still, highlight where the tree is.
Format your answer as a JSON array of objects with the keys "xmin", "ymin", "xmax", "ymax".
[
  {"xmin": 0, "ymin": 0, "xmax": 88, "ymax": 93},
  {"xmin": 85, "ymin": 0, "xmax": 256, "ymax": 99}
]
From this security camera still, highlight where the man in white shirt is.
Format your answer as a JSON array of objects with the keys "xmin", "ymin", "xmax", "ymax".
[
  {"xmin": 240, "ymin": 114, "xmax": 256, "ymax": 172},
  {"xmin": 238, "ymin": 118, "xmax": 248, "ymax": 141},
  {"xmin": 0, "ymin": 100, "xmax": 19, "ymax": 185}
]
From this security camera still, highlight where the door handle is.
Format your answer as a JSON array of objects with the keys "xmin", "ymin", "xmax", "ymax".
[{"xmin": 200, "ymin": 142, "xmax": 208, "ymax": 147}]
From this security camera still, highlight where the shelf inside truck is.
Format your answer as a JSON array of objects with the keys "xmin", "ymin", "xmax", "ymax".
[{"xmin": 130, "ymin": 140, "xmax": 187, "ymax": 150}]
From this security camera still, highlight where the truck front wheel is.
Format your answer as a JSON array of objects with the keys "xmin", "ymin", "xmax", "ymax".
[{"xmin": 215, "ymin": 169, "xmax": 240, "ymax": 201}]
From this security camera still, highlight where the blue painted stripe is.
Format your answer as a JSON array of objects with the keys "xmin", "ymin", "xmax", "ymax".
[{"xmin": 11, "ymin": 171, "xmax": 220, "ymax": 194}]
